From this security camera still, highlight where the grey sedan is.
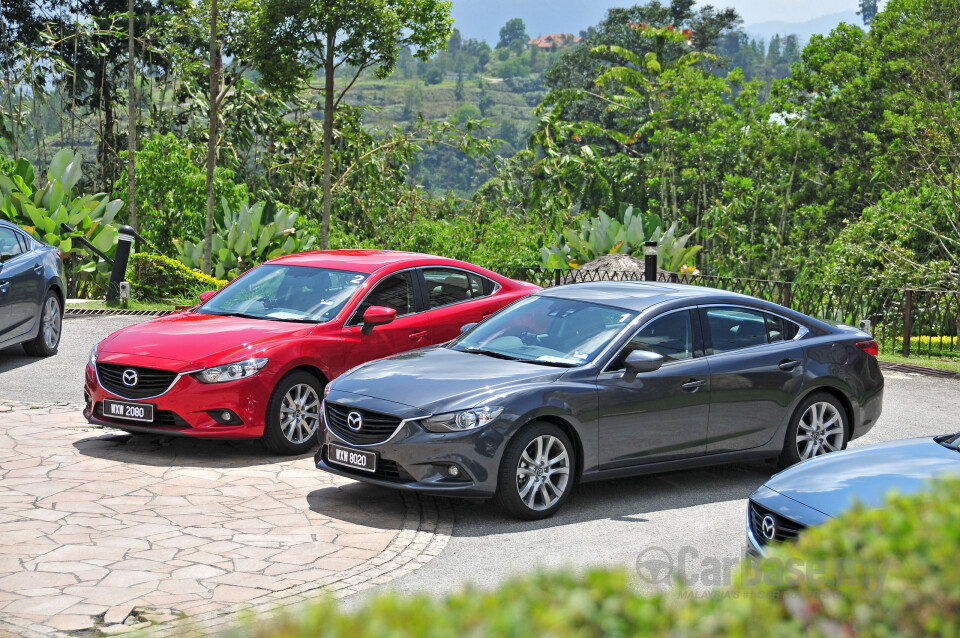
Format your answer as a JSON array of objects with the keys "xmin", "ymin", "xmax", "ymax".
[
  {"xmin": 0, "ymin": 220, "xmax": 66, "ymax": 356},
  {"xmin": 315, "ymin": 281, "xmax": 884, "ymax": 519}
]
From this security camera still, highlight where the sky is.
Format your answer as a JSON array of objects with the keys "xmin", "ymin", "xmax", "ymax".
[{"xmin": 449, "ymin": 0, "xmax": 871, "ymax": 44}]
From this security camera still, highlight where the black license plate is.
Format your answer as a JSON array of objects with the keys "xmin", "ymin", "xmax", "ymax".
[
  {"xmin": 328, "ymin": 443, "xmax": 377, "ymax": 473},
  {"xmin": 102, "ymin": 399, "xmax": 155, "ymax": 423}
]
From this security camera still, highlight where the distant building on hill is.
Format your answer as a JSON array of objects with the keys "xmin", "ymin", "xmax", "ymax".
[{"xmin": 526, "ymin": 34, "xmax": 582, "ymax": 51}]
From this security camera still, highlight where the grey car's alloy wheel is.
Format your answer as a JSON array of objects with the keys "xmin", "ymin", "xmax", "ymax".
[
  {"xmin": 263, "ymin": 371, "xmax": 323, "ymax": 455},
  {"xmin": 23, "ymin": 292, "xmax": 61, "ymax": 357},
  {"xmin": 796, "ymin": 402, "xmax": 844, "ymax": 460},
  {"xmin": 495, "ymin": 422, "xmax": 575, "ymax": 520},
  {"xmin": 779, "ymin": 392, "xmax": 848, "ymax": 468}
]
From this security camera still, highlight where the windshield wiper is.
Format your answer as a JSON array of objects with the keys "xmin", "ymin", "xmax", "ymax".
[
  {"xmin": 521, "ymin": 359, "xmax": 577, "ymax": 368},
  {"xmin": 459, "ymin": 347, "xmax": 522, "ymax": 361}
]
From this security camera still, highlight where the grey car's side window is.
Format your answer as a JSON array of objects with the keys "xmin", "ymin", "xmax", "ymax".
[
  {"xmin": 607, "ymin": 310, "xmax": 695, "ymax": 371},
  {"xmin": 349, "ymin": 271, "xmax": 415, "ymax": 325},
  {"xmin": 0, "ymin": 228, "xmax": 24, "ymax": 263},
  {"xmin": 707, "ymin": 307, "xmax": 798, "ymax": 354}
]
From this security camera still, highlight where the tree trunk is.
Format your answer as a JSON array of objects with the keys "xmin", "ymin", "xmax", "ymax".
[
  {"xmin": 203, "ymin": 0, "xmax": 219, "ymax": 275},
  {"xmin": 127, "ymin": 0, "xmax": 137, "ymax": 230},
  {"xmin": 319, "ymin": 31, "xmax": 336, "ymax": 249}
]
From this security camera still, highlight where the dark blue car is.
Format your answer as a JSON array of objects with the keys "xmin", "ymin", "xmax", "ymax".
[
  {"xmin": 747, "ymin": 432, "xmax": 960, "ymax": 555},
  {"xmin": 316, "ymin": 281, "xmax": 884, "ymax": 519},
  {"xmin": 0, "ymin": 220, "xmax": 66, "ymax": 356}
]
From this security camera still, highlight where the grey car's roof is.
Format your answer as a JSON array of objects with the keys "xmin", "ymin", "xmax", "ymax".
[{"xmin": 537, "ymin": 280, "xmax": 770, "ymax": 312}]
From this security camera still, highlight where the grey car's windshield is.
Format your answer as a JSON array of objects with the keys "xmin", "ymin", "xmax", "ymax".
[
  {"xmin": 197, "ymin": 265, "xmax": 368, "ymax": 323},
  {"xmin": 451, "ymin": 296, "xmax": 637, "ymax": 366}
]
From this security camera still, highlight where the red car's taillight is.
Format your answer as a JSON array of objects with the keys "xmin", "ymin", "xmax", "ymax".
[{"xmin": 856, "ymin": 340, "xmax": 879, "ymax": 357}]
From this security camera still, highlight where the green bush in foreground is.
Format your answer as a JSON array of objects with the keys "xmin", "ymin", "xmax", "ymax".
[
  {"xmin": 226, "ymin": 478, "xmax": 960, "ymax": 638},
  {"xmin": 128, "ymin": 253, "xmax": 227, "ymax": 303}
]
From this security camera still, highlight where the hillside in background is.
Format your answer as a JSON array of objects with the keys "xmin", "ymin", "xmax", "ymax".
[{"xmin": 744, "ymin": 10, "xmax": 861, "ymax": 44}]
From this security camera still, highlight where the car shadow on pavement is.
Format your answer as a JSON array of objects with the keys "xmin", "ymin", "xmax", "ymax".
[
  {"xmin": 0, "ymin": 344, "xmax": 38, "ymax": 373},
  {"xmin": 73, "ymin": 432, "xmax": 316, "ymax": 468},
  {"xmin": 306, "ymin": 482, "xmax": 416, "ymax": 529},
  {"xmin": 307, "ymin": 460, "xmax": 776, "ymax": 534}
]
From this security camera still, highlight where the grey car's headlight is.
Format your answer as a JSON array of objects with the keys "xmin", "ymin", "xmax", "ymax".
[
  {"xmin": 195, "ymin": 358, "xmax": 268, "ymax": 384},
  {"xmin": 421, "ymin": 407, "xmax": 504, "ymax": 433}
]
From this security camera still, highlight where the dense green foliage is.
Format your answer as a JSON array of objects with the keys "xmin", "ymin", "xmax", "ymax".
[
  {"xmin": 128, "ymin": 253, "xmax": 227, "ymax": 302},
  {"xmin": 0, "ymin": 149, "xmax": 124, "ymax": 294},
  {"xmin": 227, "ymin": 478, "xmax": 960, "ymax": 638},
  {"xmin": 540, "ymin": 205, "xmax": 701, "ymax": 272},
  {"xmin": 176, "ymin": 198, "xmax": 315, "ymax": 280},
  {"xmin": 3, "ymin": 0, "xmax": 960, "ymax": 295}
]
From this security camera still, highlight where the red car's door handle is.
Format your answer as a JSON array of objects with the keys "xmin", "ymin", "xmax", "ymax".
[{"xmin": 409, "ymin": 330, "xmax": 428, "ymax": 340}]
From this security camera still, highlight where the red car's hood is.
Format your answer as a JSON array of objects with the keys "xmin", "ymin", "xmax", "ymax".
[{"xmin": 97, "ymin": 312, "xmax": 317, "ymax": 370}]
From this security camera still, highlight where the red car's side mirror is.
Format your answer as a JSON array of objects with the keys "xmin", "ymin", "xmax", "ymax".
[
  {"xmin": 198, "ymin": 290, "xmax": 217, "ymax": 304},
  {"xmin": 361, "ymin": 305, "xmax": 397, "ymax": 335}
]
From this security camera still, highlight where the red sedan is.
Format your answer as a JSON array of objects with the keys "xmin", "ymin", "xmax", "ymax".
[{"xmin": 83, "ymin": 250, "xmax": 539, "ymax": 453}]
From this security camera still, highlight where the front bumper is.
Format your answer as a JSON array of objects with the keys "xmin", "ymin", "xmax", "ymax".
[
  {"xmin": 315, "ymin": 412, "xmax": 509, "ymax": 498},
  {"xmin": 83, "ymin": 361, "xmax": 274, "ymax": 439}
]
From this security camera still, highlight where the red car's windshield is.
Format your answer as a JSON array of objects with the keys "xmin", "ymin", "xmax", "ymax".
[{"xmin": 198, "ymin": 265, "xmax": 368, "ymax": 323}]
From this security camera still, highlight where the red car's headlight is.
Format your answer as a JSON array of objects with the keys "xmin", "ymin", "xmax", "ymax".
[{"xmin": 195, "ymin": 358, "xmax": 269, "ymax": 384}]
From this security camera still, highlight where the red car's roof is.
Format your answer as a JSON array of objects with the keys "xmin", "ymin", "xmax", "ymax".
[{"xmin": 267, "ymin": 250, "xmax": 493, "ymax": 275}]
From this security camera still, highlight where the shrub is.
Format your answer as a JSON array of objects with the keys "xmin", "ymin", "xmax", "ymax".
[
  {"xmin": 128, "ymin": 253, "xmax": 227, "ymax": 302},
  {"xmin": 226, "ymin": 479, "xmax": 960, "ymax": 638},
  {"xmin": 0, "ymin": 149, "xmax": 124, "ymax": 297}
]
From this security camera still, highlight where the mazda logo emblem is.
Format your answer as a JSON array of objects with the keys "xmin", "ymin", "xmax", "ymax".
[
  {"xmin": 121, "ymin": 369, "xmax": 139, "ymax": 387},
  {"xmin": 761, "ymin": 515, "xmax": 776, "ymax": 540},
  {"xmin": 346, "ymin": 411, "xmax": 363, "ymax": 431}
]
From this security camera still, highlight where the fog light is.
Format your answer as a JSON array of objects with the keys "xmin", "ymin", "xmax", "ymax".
[
  {"xmin": 207, "ymin": 409, "xmax": 243, "ymax": 425},
  {"xmin": 447, "ymin": 465, "xmax": 460, "ymax": 477}
]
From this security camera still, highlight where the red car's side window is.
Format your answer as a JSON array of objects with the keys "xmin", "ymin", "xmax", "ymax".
[{"xmin": 422, "ymin": 268, "xmax": 491, "ymax": 310}]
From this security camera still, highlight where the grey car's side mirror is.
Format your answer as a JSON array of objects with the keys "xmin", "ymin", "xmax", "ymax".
[
  {"xmin": 624, "ymin": 350, "xmax": 664, "ymax": 374},
  {"xmin": 460, "ymin": 322, "xmax": 477, "ymax": 334}
]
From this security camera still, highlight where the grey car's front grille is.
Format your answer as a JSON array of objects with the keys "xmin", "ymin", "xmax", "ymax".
[
  {"xmin": 749, "ymin": 501, "xmax": 806, "ymax": 547},
  {"xmin": 97, "ymin": 363, "xmax": 178, "ymax": 399},
  {"xmin": 325, "ymin": 402, "xmax": 402, "ymax": 445}
]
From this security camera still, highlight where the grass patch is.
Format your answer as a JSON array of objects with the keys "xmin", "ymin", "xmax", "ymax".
[
  {"xmin": 65, "ymin": 299, "xmax": 190, "ymax": 312},
  {"xmin": 878, "ymin": 351, "xmax": 960, "ymax": 374}
]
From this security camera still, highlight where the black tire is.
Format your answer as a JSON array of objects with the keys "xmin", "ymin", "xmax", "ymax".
[
  {"xmin": 262, "ymin": 371, "xmax": 324, "ymax": 455},
  {"xmin": 778, "ymin": 391, "xmax": 848, "ymax": 469},
  {"xmin": 22, "ymin": 291, "xmax": 62, "ymax": 357},
  {"xmin": 494, "ymin": 422, "xmax": 576, "ymax": 520}
]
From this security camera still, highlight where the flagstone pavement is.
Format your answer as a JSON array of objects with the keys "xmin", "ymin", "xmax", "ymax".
[{"xmin": 0, "ymin": 401, "xmax": 452, "ymax": 637}]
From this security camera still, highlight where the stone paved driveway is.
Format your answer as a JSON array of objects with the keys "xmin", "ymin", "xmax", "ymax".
[{"xmin": 0, "ymin": 402, "xmax": 451, "ymax": 637}]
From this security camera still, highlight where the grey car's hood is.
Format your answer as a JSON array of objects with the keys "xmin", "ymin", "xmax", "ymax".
[
  {"xmin": 330, "ymin": 347, "xmax": 567, "ymax": 413},
  {"xmin": 763, "ymin": 437, "xmax": 960, "ymax": 517}
]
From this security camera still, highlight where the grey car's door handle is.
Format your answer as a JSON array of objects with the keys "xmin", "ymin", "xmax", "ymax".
[
  {"xmin": 681, "ymin": 378, "xmax": 705, "ymax": 392},
  {"xmin": 32, "ymin": 263, "xmax": 43, "ymax": 273},
  {"xmin": 779, "ymin": 359, "xmax": 802, "ymax": 371},
  {"xmin": 0, "ymin": 281, "xmax": 8, "ymax": 293}
]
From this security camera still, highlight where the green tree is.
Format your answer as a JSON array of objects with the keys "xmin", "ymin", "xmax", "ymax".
[
  {"xmin": 251, "ymin": 0, "xmax": 453, "ymax": 249},
  {"xmin": 497, "ymin": 18, "xmax": 528, "ymax": 49},
  {"xmin": 858, "ymin": 0, "xmax": 880, "ymax": 24}
]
